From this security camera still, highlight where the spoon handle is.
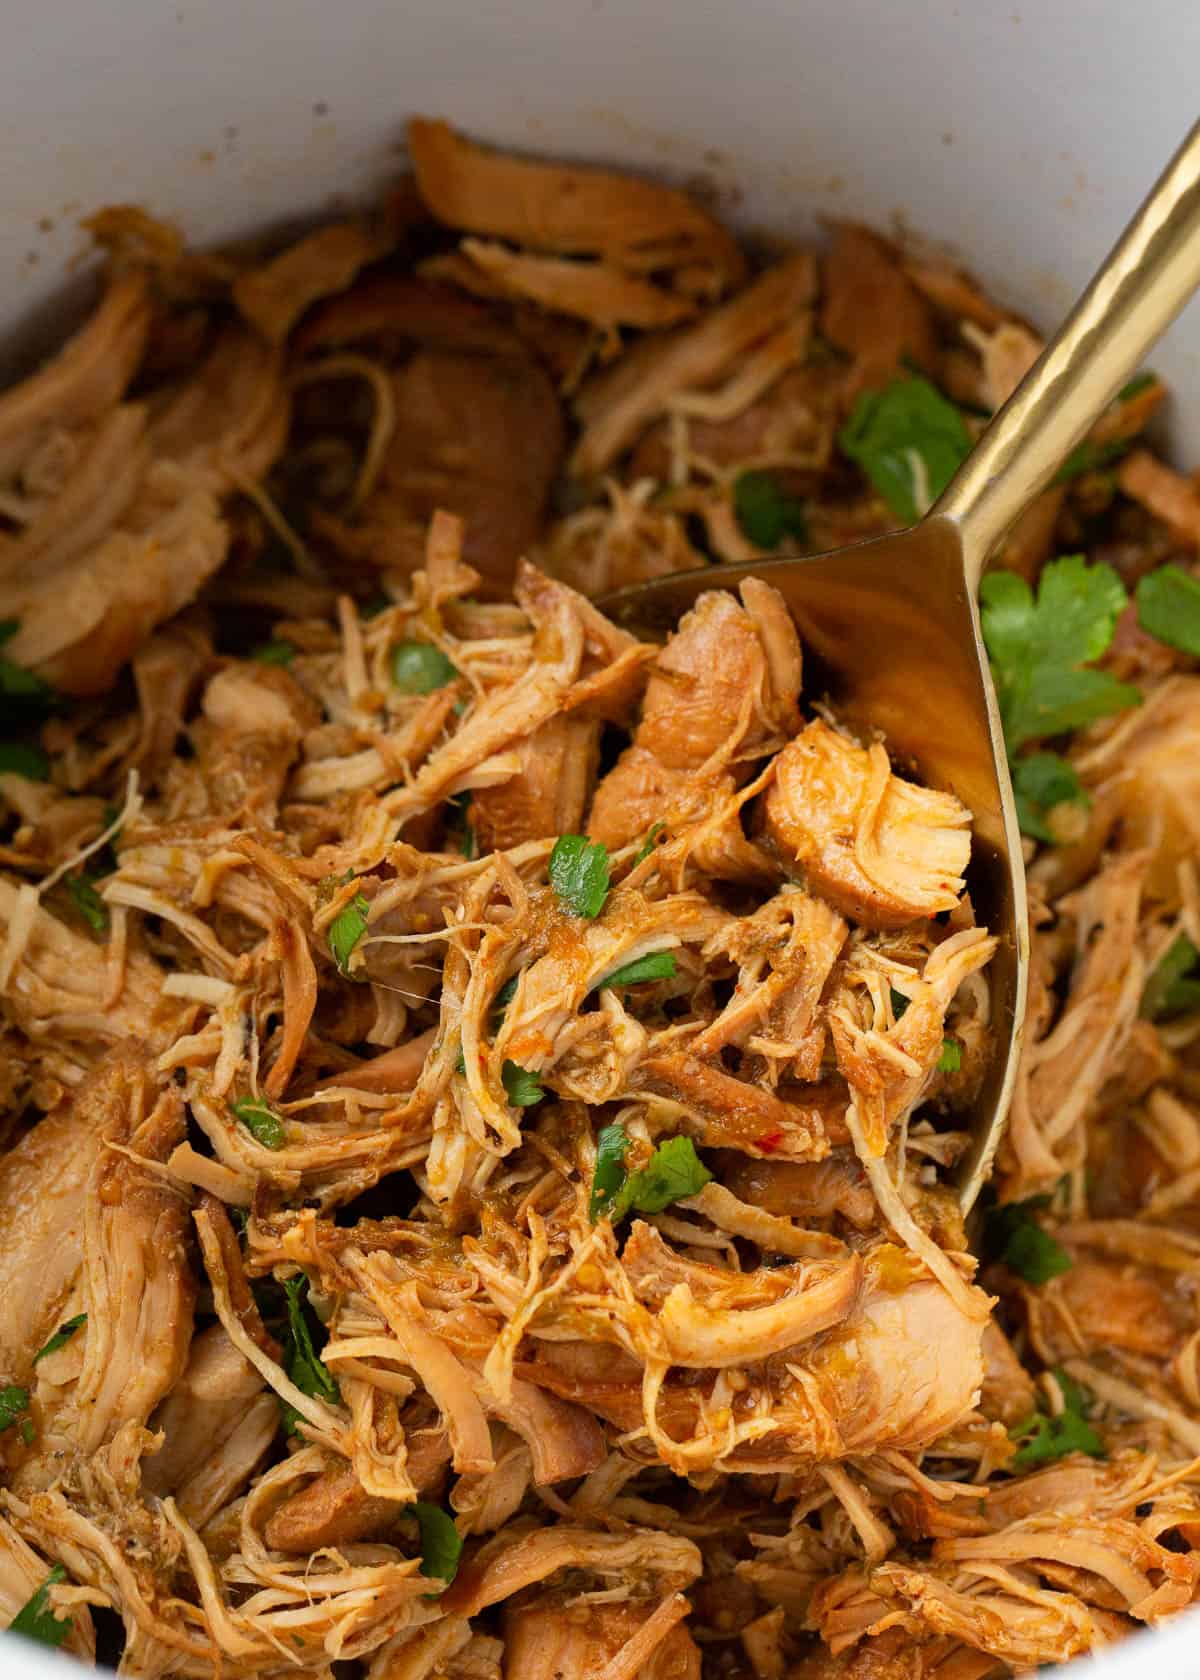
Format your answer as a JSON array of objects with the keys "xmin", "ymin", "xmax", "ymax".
[{"xmin": 936, "ymin": 119, "xmax": 1200, "ymax": 582}]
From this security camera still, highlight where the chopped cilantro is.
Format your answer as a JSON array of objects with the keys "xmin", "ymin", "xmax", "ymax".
[
  {"xmin": 633, "ymin": 821, "xmax": 666, "ymax": 866},
  {"xmin": 733, "ymin": 470, "xmax": 808, "ymax": 549},
  {"xmin": 1010, "ymin": 1370, "xmax": 1103, "ymax": 1469},
  {"xmin": 1118, "ymin": 371, "xmax": 1158, "ymax": 401},
  {"xmin": 1011, "ymin": 752, "xmax": 1090, "ymax": 844},
  {"xmin": 447, "ymin": 792, "xmax": 476, "ymax": 859},
  {"xmin": 9, "ymin": 1565, "xmax": 71, "ymax": 1647},
  {"xmin": 589, "ymin": 1125, "xmax": 711, "ymax": 1225},
  {"xmin": 0, "ymin": 621, "xmax": 55, "ymax": 715},
  {"xmin": 501, "ymin": 1060, "xmax": 543, "ymax": 1108},
  {"xmin": 0, "ymin": 743, "xmax": 48, "ymax": 780},
  {"xmin": 549, "ymin": 835, "xmax": 610, "ymax": 919},
  {"xmin": 597, "ymin": 951, "xmax": 677, "ymax": 990},
  {"xmin": 410, "ymin": 1501, "xmax": 463, "ymax": 1586},
  {"xmin": 231, "ymin": 1096, "xmax": 287, "ymax": 1151},
  {"xmin": 250, "ymin": 638, "xmax": 296, "ymax": 666},
  {"xmin": 1135, "ymin": 564, "xmax": 1200, "ymax": 658},
  {"xmin": 392, "ymin": 640, "xmax": 458, "ymax": 694},
  {"xmin": 280, "ymin": 1274, "xmax": 339, "ymax": 1434},
  {"xmin": 889, "ymin": 987, "xmax": 911, "ymax": 1019},
  {"xmin": 65, "ymin": 873, "xmax": 109, "ymax": 935},
  {"xmin": 1052, "ymin": 436, "xmax": 1128, "ymax": 485},
  {"xmin": 329, "ymin": 890, "xmax": 371, "ymax": 976},
  {"xmin": 493, "ymin": 973, "xmax": 520, "ymax": 1024},
  {"xmin": 0, "ymin": 1385, "xmax": 30, "ymax": 1433},
  {"xmin": 938, "ymin": 1037, "xmax": 962, "ymax": 1073},
  {"xmin": 589, "ymin": 1123, "xmax": 631, "ymax": 1222},
  {"xmin": 1141, "ymin": 934, "xmax": 1200, "ymax": 1021},
  {"xmin": 33, "ymin": 1313, "xmax": 86, "ymax": 1364},
  {"xmin": 839, "ymin": 375, "xmax": 971, "ymax": 523},
  {"xmin": 984, "ymin": 1194, "xmax": 1072, "ymax": 1285},
  {"xmin": 980, "ymin": 555, "xmax": 1139, "ymax": 751}
]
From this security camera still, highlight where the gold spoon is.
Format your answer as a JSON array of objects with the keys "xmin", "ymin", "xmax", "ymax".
[{"xmin": 604, "ymin": 122, "xmax": 1200, "ymax": 1211}]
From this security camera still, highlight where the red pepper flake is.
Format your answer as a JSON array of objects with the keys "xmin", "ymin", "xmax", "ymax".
[{"xmin": 757, "ymin": 1128, "xmax": 784, "ymax": 1154}]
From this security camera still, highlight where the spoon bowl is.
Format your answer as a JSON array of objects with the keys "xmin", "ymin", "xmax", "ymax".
[{"xmin": 604, "ymin": 119, "xmax": 1200, "ymax": 1209}]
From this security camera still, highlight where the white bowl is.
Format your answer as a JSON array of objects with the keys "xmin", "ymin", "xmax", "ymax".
[{"xmin": 3, "ymin": 0, "xmax": 1200, "ymax": 1673}]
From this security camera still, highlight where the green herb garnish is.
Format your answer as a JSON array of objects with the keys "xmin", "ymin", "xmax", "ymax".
[
  {"xmin": 392, "ymin": 641, "xmax": 458, "ymax": 694},
  {"xmin": 0, "ymin": 743, "xmax": 49, "ymax": 780},
  {"xmin": 984, "ymin": 1194, "xmax": 1072, "ymax": 1285},
  {"xmin": 65, "ymin": 874, "xmax": 109, "ymax": 934},
  {"xmin": 1052, "ymin": 437, "xmax": 1129, "ymax": 485},
  {"xmin": 633, "ymin": 821, "xmax": 665, "ymax": 866},
  {"xmin": 588, "ymin": 1125, "xmax": 711, "ymax": 1225},
  {"xmin": 839, "ymin": 375, "xmax": 972, "ymax": 523},
  {"xmin": 33, "ymin": 1314, "xmax": 86, "ymax": 1364},
  {"xmin": 980, "ymin": 555, "xmax": 1139, "ymax": 751},
  {"xmin": 597, "ymin": 951, "xmax": 677, "ymax": 990},
  {"xmin": 1141, "ymin": 933, "xmax": 1200, "ymax": 1021},
  {"xmin": 889, "ymin": 987, "xmax": 910, "ymax": 1019},
  {"xmin": 329, "ymin": 890, "xmax": 371, "ymax": 976},
  {"xmin": 1119, "ymin": 371, "xmax": 1158, "ymax": 401},
  {"xmin": 251, "ymin": 639, "xmax": 296, "ymax": 666},
  {"xmin": 280, "ymin": 1274, "xmax": 339, "ymax": 1434},
  {"xmin": 501, "ymin": 1060, "xmax": 544, "ymax": 1108},
  {"xmin": 1135, "ymin": 564, "xmax": 1200, "ymax": 659},
  {"xmin": 733, "ymin": 470, "xmax": 808, "ymax": 549},
  {"xmin": 410, "ymin": 1501, "xmax": 463, "ymax": 1586},
  {"xmin": 549, "ymin": 835, "xmax": 611, "ymax": 919},
  {"xmin": 231, "ymin": 1096, "xmax": 287, "ymax": 1151},
  {"xmin": 0, "ymin": 621, "xmax": 54, "ymax": 714},
  {"xmin": 1011, "ymin": 752, "xmax": 1090, "ymax": 844},
  {"xmin": 9, "ymin": 1566, "xmax": 71, "ymax": 1648},
  {"xmin": 938, "ymin": 1038, "xmax": 962, "ymax": 1073},
  {"xmin": 0, "ymin": 1385, "xmax": 30, "ymax": 1433},
  {"xmin": 1010, "ymin": 1370, "xmax": 1104, "ymax": 1469}
]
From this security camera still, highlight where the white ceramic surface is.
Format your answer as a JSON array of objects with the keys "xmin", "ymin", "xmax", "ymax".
[{"xmin": 3, "ymin": 0, "xmax": 1200, "ymax": 1674}]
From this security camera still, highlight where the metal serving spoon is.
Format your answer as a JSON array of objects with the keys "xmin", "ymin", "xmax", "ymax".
[{"xmin": 603, "ymin": 122, "xmax": 1200, "ymax": 1211}]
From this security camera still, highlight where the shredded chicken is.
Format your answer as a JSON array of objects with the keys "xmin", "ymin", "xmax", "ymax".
[{"xmin": 0, "ymin": 115, "xmax": 1196, "ymax": 1680}]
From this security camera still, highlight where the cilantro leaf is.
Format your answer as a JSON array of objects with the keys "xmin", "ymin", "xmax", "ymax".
[
  {"xmin": 839, "ymin": 376, "xmax": 972, "ymax": 523},
  {"xmin": 633, "ymin": 821, "xmax": 666, "ymax": 866},
  {"xmin": 598, "ymin": 951, "xmax": 677, "ymax": 990},
  {"xmin": 66, "ymin": 873, "xmax": 109, "ymax": 935},
  {"xmin": 1012, "ymin": 752, "xmax": 1090, "ymax": 844},
  {"xmin": 9, "ymin": 1565, "xmax": 71, "ymax": 1648},
  {"xmin": 501, "ymin": 1060, "xmax": 543, "ymax": 1108},
  {"xmin": 889, "ymin": 987, "xmax": 911, "ymax": 1019},
  {"xmin": 938, "ymin": 1037, "xmax": 962, "ymax": 1073},
  {"xmin": 1119, "ymin": 371, "xmax": 1158, "ymax": 401},
  {"xmin": 33, "ymin": 1314, "xmax": 86, "ymax": 1364},
  {"xmin": 0, "ymin": 621, "xmax": 55, "ymax": 715},
  {"xmin": 549, "ymin": 835, "xmax": 610, "ymax": 919},
  {"xmin": 589, "ymin": 1123, "xmax": 631, "ymax": 1222},
  {"xmin": 1141, "ymin": 934, "xmax": 1200, "ymax": 1020},
  {"xmin": 0, "ymin": 742, "xmax": 48, "ymax": 780},
  {"xmin": 1010, "ymin": 1370, "xmax": 1103, "ymax": 1469},
  {"xmin": 329, "ymin": 890, "xmax": 371, "ymax": 975},
  {"xmin": 0, "ymin": 1385, "xmax": 30, "ymax": 1432},
  {"xmin": 589, "ymin": 1128, "xmax": 711, "ymax": 1224},
  {"xmin": 392, "ymin": 640, "xmax": 458, "ymax": 694},
  {"xmin": 280, "ymin": 1274, "xmax": 339, "ymax": 1434},
  {"xmin": 251, "ymin": 638, "xmax": 296, "ymax": 666},
  {"xmin": 980, "ymin": 556, "xmax": 1140, "ymax": 751},
  {"xmin": 231, "ymin": 1096, "xmax": 287, "ymax": 1151},
  {"xmin": 1135, "ymin": 564, "xmax": 1200, "ymax": 658},
  {"xmin": 1052, "ymin": 436, "xmax": 1128, "ymax": 485},
  {"xmin": 410, "ymin": 1501, "xmax": 463, "ymax": 1586},
  {"xmin": 984, "ymin": 1195, "xmax": 1072, "ymax": 1285},
  {"xmin": 733, "ymin": 470, "xmax": 808, "ymax": 549}
]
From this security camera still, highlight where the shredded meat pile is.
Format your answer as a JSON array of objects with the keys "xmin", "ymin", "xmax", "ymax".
[{"xmin": 1, "ymin": 118, "xmax": 1199, "ymax": 1680}]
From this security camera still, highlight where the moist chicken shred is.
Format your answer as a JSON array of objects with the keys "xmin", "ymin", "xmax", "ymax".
[{"xmin": 0, "ymin": 117, "xmax": 1197, "ymax": 1680}]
